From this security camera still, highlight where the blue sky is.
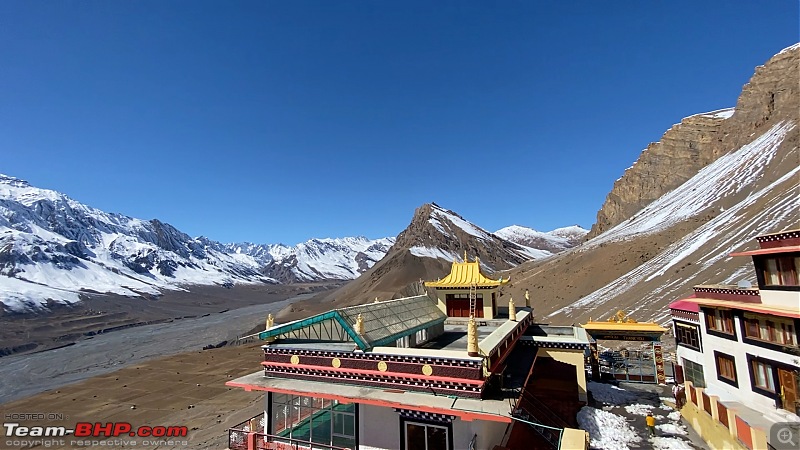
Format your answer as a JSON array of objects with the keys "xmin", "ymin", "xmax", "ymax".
[{"xmin": 1, "ymin": 1, "xmax": 797, "ymax": 245}]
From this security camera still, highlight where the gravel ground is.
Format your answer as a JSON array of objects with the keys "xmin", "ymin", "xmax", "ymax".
[{"xmin": 0, "ymin": 293, "xmax": 311, "ymax": 404}]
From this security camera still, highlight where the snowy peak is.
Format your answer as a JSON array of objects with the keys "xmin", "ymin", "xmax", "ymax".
[
  {"xmin": 261, "ymin": 236, "xmax": 396, "ymax": 283},
  {"xmin": 396, "ymin": 203, "xmax": 552, "ymax": 270},
  {"xmin": 0, "ymin": 175, "xmax": 395, "ymax": 312},
  {"xmin": 495, "ymin": 225, "xmax": 588, "ymax": 253}
]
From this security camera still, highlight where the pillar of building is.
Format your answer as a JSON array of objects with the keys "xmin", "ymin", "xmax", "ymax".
[
  {"xmin": 467, "ymin": 316, "xmax": 479, "ymax": 357},
  {"xmin": 589, "ymin": 342, "xmax": 601, "ymax": 381},
  {"xmin": 654, "ymin": 342, "xmax": 666, "ymax": 384}
]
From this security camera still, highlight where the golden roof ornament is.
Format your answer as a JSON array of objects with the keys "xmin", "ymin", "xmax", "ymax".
[{"xmin": 355, "ymin": 313, "xmax": 365, "ymax": 335}]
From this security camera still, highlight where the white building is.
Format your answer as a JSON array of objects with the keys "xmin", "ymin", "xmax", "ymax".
[{"xmin": 670, "ymin": 229, "xmax": 800, "ymax": 450}]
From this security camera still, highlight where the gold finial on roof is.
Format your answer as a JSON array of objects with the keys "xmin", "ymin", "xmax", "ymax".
[
  {"xmin": 374, "ymin": 297, "xmax": 379, "ymax": 303},
  {"xmin": 266, "ymin": 313, "xmax": 274, "ymax": 329},
  {"xmin": 355, "ymin": 313, "xmax": 365, "ymax": 335},
  {"xmin": 464, "ymin": 250, "xmax": 468, "ymax": 263},
  {"xmin": 509, "ymin": 297, "xmax": 517, "ymax": 322}
]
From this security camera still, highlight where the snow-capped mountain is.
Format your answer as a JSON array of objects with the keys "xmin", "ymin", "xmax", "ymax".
[
  {"xmin": 0, "ymin": 176, "xmax": 393, "ymax": 312},
  {"xmin": 494, "ymin": 225, "xmax": 588, "ymax": 253},
  {"xmin": 260, "ymin": 236, "xmax": 396, "ymax": 283},
  {"xmin": 299, "ymin": 203, "xmax": 563, "ymax": 310}
]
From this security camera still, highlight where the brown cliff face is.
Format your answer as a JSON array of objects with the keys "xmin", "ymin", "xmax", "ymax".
[{"xmin": 588, "ymin": 45, "xmax": 800, "ymax": 239}]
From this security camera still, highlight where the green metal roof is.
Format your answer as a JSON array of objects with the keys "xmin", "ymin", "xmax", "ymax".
[{"xmin": 258, "ymin": 294, "xmax": 446, "ymax": 351}]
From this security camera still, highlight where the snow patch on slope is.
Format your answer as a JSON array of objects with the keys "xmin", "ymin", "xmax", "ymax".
[
  {"xmin": 428, "ymin": 204, "xmax": 493, "ymax": 241},
  {"xmin": 590, "ymin": 121, "xmax": 794, "ymax": 245},
  {"xmin": 550, "ymin": 121, "xmax": 797, "ymax": 319}
]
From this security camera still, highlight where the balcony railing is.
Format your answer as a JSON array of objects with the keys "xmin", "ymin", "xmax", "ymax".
[{"xmin": 229, "ymin": 414, "xmax": 351, "ymax": 450}]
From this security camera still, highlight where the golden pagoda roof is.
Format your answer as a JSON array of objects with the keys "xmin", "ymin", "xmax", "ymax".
[
  {"xmin": 424, "ymin": 257, "xmax": 509, "ymax": 288},
  {"xmin": 580, "ymin": 310, "xmax": 667, "ymax": 333}
]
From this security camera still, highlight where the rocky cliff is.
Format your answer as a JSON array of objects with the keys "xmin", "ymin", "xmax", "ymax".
[{"xmin": 588, "ymin": 44, "xmax": 800, "ymax": 239}]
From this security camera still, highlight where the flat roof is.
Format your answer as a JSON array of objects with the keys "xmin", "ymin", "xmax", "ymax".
[
  {"xmin": 522, "ymin": 324, "xmax": 591, "ymax": 346},
  {"xmin": 227, "ymin": 371, "xmax": 513, "ymax": 423},
  {"xmin": 669, "ymin": 299, "xmax": 701, "ymax": 313}
]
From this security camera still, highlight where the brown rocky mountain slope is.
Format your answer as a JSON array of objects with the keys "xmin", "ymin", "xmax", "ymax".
[
  {"xmin": 588, "ymin": 44, "xmax": 800, "ymax": 239},
  {"xmin": 500, "ymin": 44, "xmax": 799, "ymax": 325}
]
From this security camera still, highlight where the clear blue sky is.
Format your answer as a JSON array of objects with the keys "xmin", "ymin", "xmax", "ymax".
[{"xmin": 1, "ymin": 1, "xmax": 797, "ymax": 245}]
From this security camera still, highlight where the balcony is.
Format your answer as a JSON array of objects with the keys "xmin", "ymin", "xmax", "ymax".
[{"xmin": 228, "ymin": 413, "xmax": 351, "ymax": 450}]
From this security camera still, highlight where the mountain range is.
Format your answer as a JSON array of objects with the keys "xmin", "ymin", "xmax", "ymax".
[{"xmin": 0, "ymin": 177, "xmax": 579, "ymax": 313}]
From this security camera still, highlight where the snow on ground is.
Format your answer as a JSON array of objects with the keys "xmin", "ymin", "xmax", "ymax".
[
  {"xmin": 585, "ymin": 382, "xmax": 699, "ymax": 450},
  {"xmin": 578, "ymin": 406, "xmax": 642, "ymax": 450},
  {"xmin": 624, "ymin": 403, "xmax": 661, "ymax": 417},
  {"xmin": 657, "ymin": 423, "xmax": 688, "ymax": 435},
  {"xmin": 588, "ymin": 381, "xmax": 638, "ymax": 405},
  {"xmin": 651, "ymin": 436, "xmax": 694, "ymax": 449}
]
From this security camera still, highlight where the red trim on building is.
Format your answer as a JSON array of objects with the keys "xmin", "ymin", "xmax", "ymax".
[
  {"xmin": 730, "ymin": 245, "xmax": 800, "ymax": 256},
  {"xmin": 224, "ymin": 381, "xmax": 512, "ymax": 423}
]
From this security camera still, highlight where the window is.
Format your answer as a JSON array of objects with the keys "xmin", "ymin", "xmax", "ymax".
[
  {"xmin": 269, "ymin": 393, "xmax": 356, "ymax": 449},
  {"xmin": 683, "ymin": 358, "xmax": 706, "ymax": 388},
  {"xmin": 742, "ymin": 313, "xmax": 797, "ymax": 346},
  {"xmin": 715, "ymin": 352, "xmax": 737, "ymax": 386},
  {"xmin": 762, "ymin": 256, "xmax": 800, "ymax": 286},
  {"xmin": 675, "ymin": 323, "xmax": 701, "ymax": 350},
  {"xmin": 404, "ymin": 422, "xmax": 449, "ymax": 450},
  {"xmin": 751, "ymin": 359, "xmax": 776, "ymax": 392},
  {"xmin": 706, "ymin": 309, "xmax": 735, "ymax": 335}
]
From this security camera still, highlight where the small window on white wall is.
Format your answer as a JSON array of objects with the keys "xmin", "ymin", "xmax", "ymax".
[{"xmin": 405, "ymin": 421, "xmax": 448, "ymax": 450}]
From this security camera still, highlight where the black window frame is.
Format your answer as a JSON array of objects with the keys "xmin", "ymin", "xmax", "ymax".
[
  {"xmin": 674, "ymin": 321, "xmax": 702, "ymax": 351},
  {"xmin": 745, "ymin": 354, "xmax": 786, "ymax": 408},
  {"xmin": 753, "ymin": 254, "xmax": 800, "ymax": 292},
  {"xmin": 399, "ymin": 416, "xmax": 453, "ymax": 450},
  {"xmin": 703, "ymin": 308, "xmax": 738, "ymax": 341},
  {"xmin": 714, "ymin": 351, "xmax": 738, "ymax": 388}
]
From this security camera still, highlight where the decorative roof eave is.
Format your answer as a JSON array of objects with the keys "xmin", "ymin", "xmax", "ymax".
[
  {"xmin": 580, "ymin": 310, "xmax": 668, "ymax": 334},
  {"xmin": 423, "ymin": 259, "xmax": 509, "ymax": 288}
]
